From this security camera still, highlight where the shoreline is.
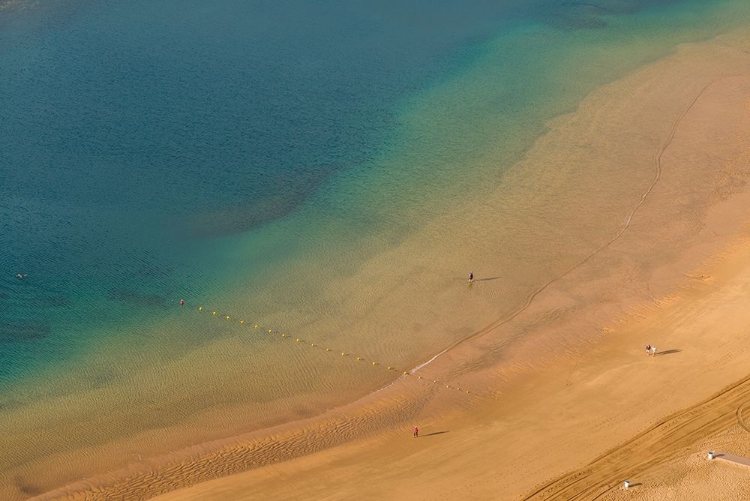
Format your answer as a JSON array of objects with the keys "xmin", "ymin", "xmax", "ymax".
[
  {"xmin": 146, "ymin": 185, "xmax": 750, "ymax": 499},
  {"xmin": 25, "ymin": 27, "xmax": 750, "ymax": 500}
]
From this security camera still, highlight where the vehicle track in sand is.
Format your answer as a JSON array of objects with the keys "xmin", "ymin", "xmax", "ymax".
[
  {"xmin": 521, "ymin": 373, "xmax": 750, "ymax": 500},
  {"xmin": 737, "ymin": 403, "xmax": 750, "ymax": 433}
]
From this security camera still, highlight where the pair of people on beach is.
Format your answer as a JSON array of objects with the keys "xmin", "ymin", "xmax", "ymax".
[{"xmin": 645, "ymin": 344, "xmax": 657, "ymax": 356}]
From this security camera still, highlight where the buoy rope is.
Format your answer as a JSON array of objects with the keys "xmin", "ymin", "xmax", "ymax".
[{"xmin": 193, "ymin": 305, "xmax": 473, "ymax": 396}]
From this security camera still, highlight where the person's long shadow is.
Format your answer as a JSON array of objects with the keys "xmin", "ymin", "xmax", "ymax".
[
  {"xmin": 475, "ymin": 277, "xmax": 500, "ymax": 282},
  {"xmin": 422, "ymin": 431, "xmax": 449, "ymax": 437},
  {"xmin": 655, "ymin": 349, "xmax": 681, "ymax": 356}
]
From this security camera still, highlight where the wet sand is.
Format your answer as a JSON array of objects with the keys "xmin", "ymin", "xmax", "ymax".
[{"xmin": 22, "ymin": 27, "xmax": 750, "ymax": 501}]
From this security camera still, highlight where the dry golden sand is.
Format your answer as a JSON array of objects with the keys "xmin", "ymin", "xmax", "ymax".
[
  {"xmin": 147, "ymin": 236, "xmax": 750, "ymax": 501},
  {"xmin": 31, "ymin": 30, "xmax": 750, "ymax": 501},
  {"xmin": 603, "ymin": 427, "xmax": 750, "ymax": 501}
]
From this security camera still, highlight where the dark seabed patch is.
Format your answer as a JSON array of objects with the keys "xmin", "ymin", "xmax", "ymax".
[
  {"xmin": 107, "ymin": 289, "xmax": 169, "ymax": 309},
  {"xmin": 32, "ymin": 294, "xmax": 70, "ymax": 308},
  {"xmin": 84, "ymin": 366, "xmax": 121, "ymax": 389},
  {"xmin": 540, "ymin": 0, "xmax": 684, "ymax": 30},
  {"xmin": 184, "ymin": 164, "xmax": 337, "ymax": 238},
  {"xmin": 541, "ymin": 3, "xmax": 611, "ymax": 30},
  {"xmin": 136, "ymin": 266, "xmax": 174, "ymax": 278},
  {"xmin": 14, "ymin": 476, "xmax": 42, "ymax": 496},
  {"xmin": 291, "ymin": 405, "xmax": 316, "ymax": 419},
  {"xmin": 0, "ymin": 397, "xmax": 21, "ymax": 412},
  {"xmin": 0, "ymin": 321, "xmax": 51, "ymax": 343}
]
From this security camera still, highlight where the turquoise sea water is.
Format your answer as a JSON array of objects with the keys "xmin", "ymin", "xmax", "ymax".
[
  {"xmin": 0, "ymin": 0, "xmax": 741, "ymax": 380},
  {"xmin": 3, "ymin": 0, "xmax": 750, "ymax": 489},
  {"xmin": 0, "ymin": 0, "xmax": 520, "ymax": 380}
]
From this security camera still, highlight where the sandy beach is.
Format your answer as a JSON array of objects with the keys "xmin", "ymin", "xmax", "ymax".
[{"xmin": 21, "ymin": 26, "xmax": 750, "ymax": 500}]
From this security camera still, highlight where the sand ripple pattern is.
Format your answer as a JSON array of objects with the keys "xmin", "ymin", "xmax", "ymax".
[
  {"xmin": 193, "ymin": 305, "xmax": 474, "ymax": 395},
  {"xmin": 34, "ymin": 383, "xmax": 435, "ymax": 501}
]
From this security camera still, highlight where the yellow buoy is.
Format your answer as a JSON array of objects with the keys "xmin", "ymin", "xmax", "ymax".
[
  {"xmin": 372, "ymin": 362, "xmax": 377, "ymax": 366},
  {"xmin": 198, "ymin": 306, "xmax": 203, "ymax": 311},
  {"xmin": 356, "ymin": 357, "xmax": 362, "ymax": 361},
  {"xmin": 311, "ymin": 343, "xmax": 316, "ymax": 347},
  {"xmin": 212, "ymin": 311, "xmax": 217, "ymax": 316},
  {"xmin": 295, "ymin": 338, "xmax": 300, "ymax": 342},
  {"xmin": 387, "ymin": 366, "xmax": 392, "ymax": 370},
  {"xmin": 326, "ymin": 348, "xmax": 332, "ymax": 352},
  {"xmin": 240, "ymin": 320, "xmax": 245, "ymax": 324},
  {"xmin": 254, "ymin": 324, "xmax": 259, "ymax": 329},
  {"xmin": 268, "ymin": 329, "xmax": 273, "ymax": 333},
  {"xmin": 418, "ymin": 376, "xmax": 423, "ymax": 379},
  {"xmin": 403, "ymin": 372, "xmax": 408, "ymax": 375},
  {"xmin": 341, "ymin": 352, "xmax": 346, "ymax": 356},
  {"xmin": 225, "ymin": 316, "xmax": 230, "ymax": 320}
]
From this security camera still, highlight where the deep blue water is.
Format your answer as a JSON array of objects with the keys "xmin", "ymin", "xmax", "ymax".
[
  {"xmin": 0, "ymin": 0, "xmax": 548, "ymax": 381},
  {"xmin": 0, "ymin": 0, "xmax": 729, "ymax": 382}
]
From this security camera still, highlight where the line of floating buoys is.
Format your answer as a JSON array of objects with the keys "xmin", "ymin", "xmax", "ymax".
[{"xmin": 193, "ymin": 304, "xmax": 474, "ymax": 396}]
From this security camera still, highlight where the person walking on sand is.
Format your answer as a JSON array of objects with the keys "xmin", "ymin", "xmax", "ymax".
[
  {"xmin": 651, "ymin": 345, "xmax": 657, "ymax": 356},
  {"xmin": 645, "ymin": 345, "xmax": 651, "ymax": 356},
  {"xmin": 413, "ymin": 426, "xmax": 419, "ymax": 438},
  {"xmin": 468, "ymin": 271, "xmax": 474, "ymax": 284}
]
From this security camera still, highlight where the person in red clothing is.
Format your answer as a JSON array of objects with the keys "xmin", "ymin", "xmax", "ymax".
[
  {"xmin": 180, "ymin": 299, "xmax": 185, "ymax": 307},
  {"xmin": 413, "ymin": 426, "xmax": 419, "ymax": 438}
]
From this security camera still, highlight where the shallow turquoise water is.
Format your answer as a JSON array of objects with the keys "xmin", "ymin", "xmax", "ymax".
[
  {"xmin": 1, "ymin": 0, "xmax": 749, "ymax": 397},
  {"xmin": 0, "ymin": 0, "xmax": 520, "ymax": 381}
]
